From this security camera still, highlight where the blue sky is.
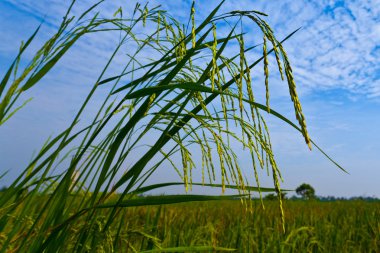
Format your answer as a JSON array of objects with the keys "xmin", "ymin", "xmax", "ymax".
[{"xmin": 0, "ymin": 0, "xmax": 379, "ymax": 197}]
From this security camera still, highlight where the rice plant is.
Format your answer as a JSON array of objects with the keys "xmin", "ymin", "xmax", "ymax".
[
  {"xmin": 0, "ymin": 1, "xmax": 344, "ymax": 252},
  {"xmin": 100, "ymin": 200, "xmax": 378, "ymax": 252}
]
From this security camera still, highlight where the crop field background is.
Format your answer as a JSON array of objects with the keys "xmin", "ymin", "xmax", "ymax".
[
  {"xmin": 1, "ymin": 197, "xmax": 379, "ymax": 252},
  {"xmin": 70, "ymin": 200, "xmax": 380, "ymax": 252}
]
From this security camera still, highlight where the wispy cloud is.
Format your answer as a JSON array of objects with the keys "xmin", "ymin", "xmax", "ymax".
[
  {"xmin": 3, "ymin": 0, "xmax": 379, "ymax": 98},
  {"xmin": 261, "ymin": 0, "xmax": 380, "ymax": 98},
  {"xmin": 194, "ymin": 0, "xmax": 380, "ymax": 99}
]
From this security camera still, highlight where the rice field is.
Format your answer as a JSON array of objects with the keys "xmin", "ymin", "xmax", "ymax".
[
  {"xmin": 89, "ymin": 199, "xmax": 380, "ymax": 252},
  {"xmin": 1, "ymin": 197, "xmax": 379, "ymax": 252}
]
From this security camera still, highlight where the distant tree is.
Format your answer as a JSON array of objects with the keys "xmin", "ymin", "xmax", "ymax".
[
  {"xmin": 264, "ymin": 193, "xmax": 277, "ymax": 200},
  {"xmin": 296, "ymin": 183, "xmax": 315, "ymax": 200},
  {"xmin": 264, "ymin": 192, "xmax": 287, "ymax": 201}
]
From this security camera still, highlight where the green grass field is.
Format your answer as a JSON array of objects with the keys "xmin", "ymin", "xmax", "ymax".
[
  {"xmin": 1, "ymin": 198, "xmax": 379, "ymax": 252},
  {"xmin": 92, "ymin": 199, "xmax": 380, "ymax": 253}
]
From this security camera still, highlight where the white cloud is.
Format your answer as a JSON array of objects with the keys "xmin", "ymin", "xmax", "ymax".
[{"xmin": 3, "ymin": 0, "xmax": 379, "ymax": 98}]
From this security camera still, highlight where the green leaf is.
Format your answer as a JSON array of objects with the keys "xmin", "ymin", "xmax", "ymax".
[
  {"xmin": 0, "ymin": 97, "xmax": 32, "ymax": 126},
  {"xmin": 97, "ymin": 194, "xmax": 247, "ymax": 209},
  {"xmin": 131, "ymin": 182, "xmax": 291, "ymax": 195},
  {"xmin": 140, "ymin": 245, "xmax": 237, "ymax": 252},
  {"xmin": 21, "ymin": 33, "xmax": 82, "ymax": 92},
  {"xmin": 0, "ymin": 25, "xmax": 41, "ymax": 97},
  {"xmin": 78, "ymin": 0, "xmax": 105, "ymax": 21}
]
